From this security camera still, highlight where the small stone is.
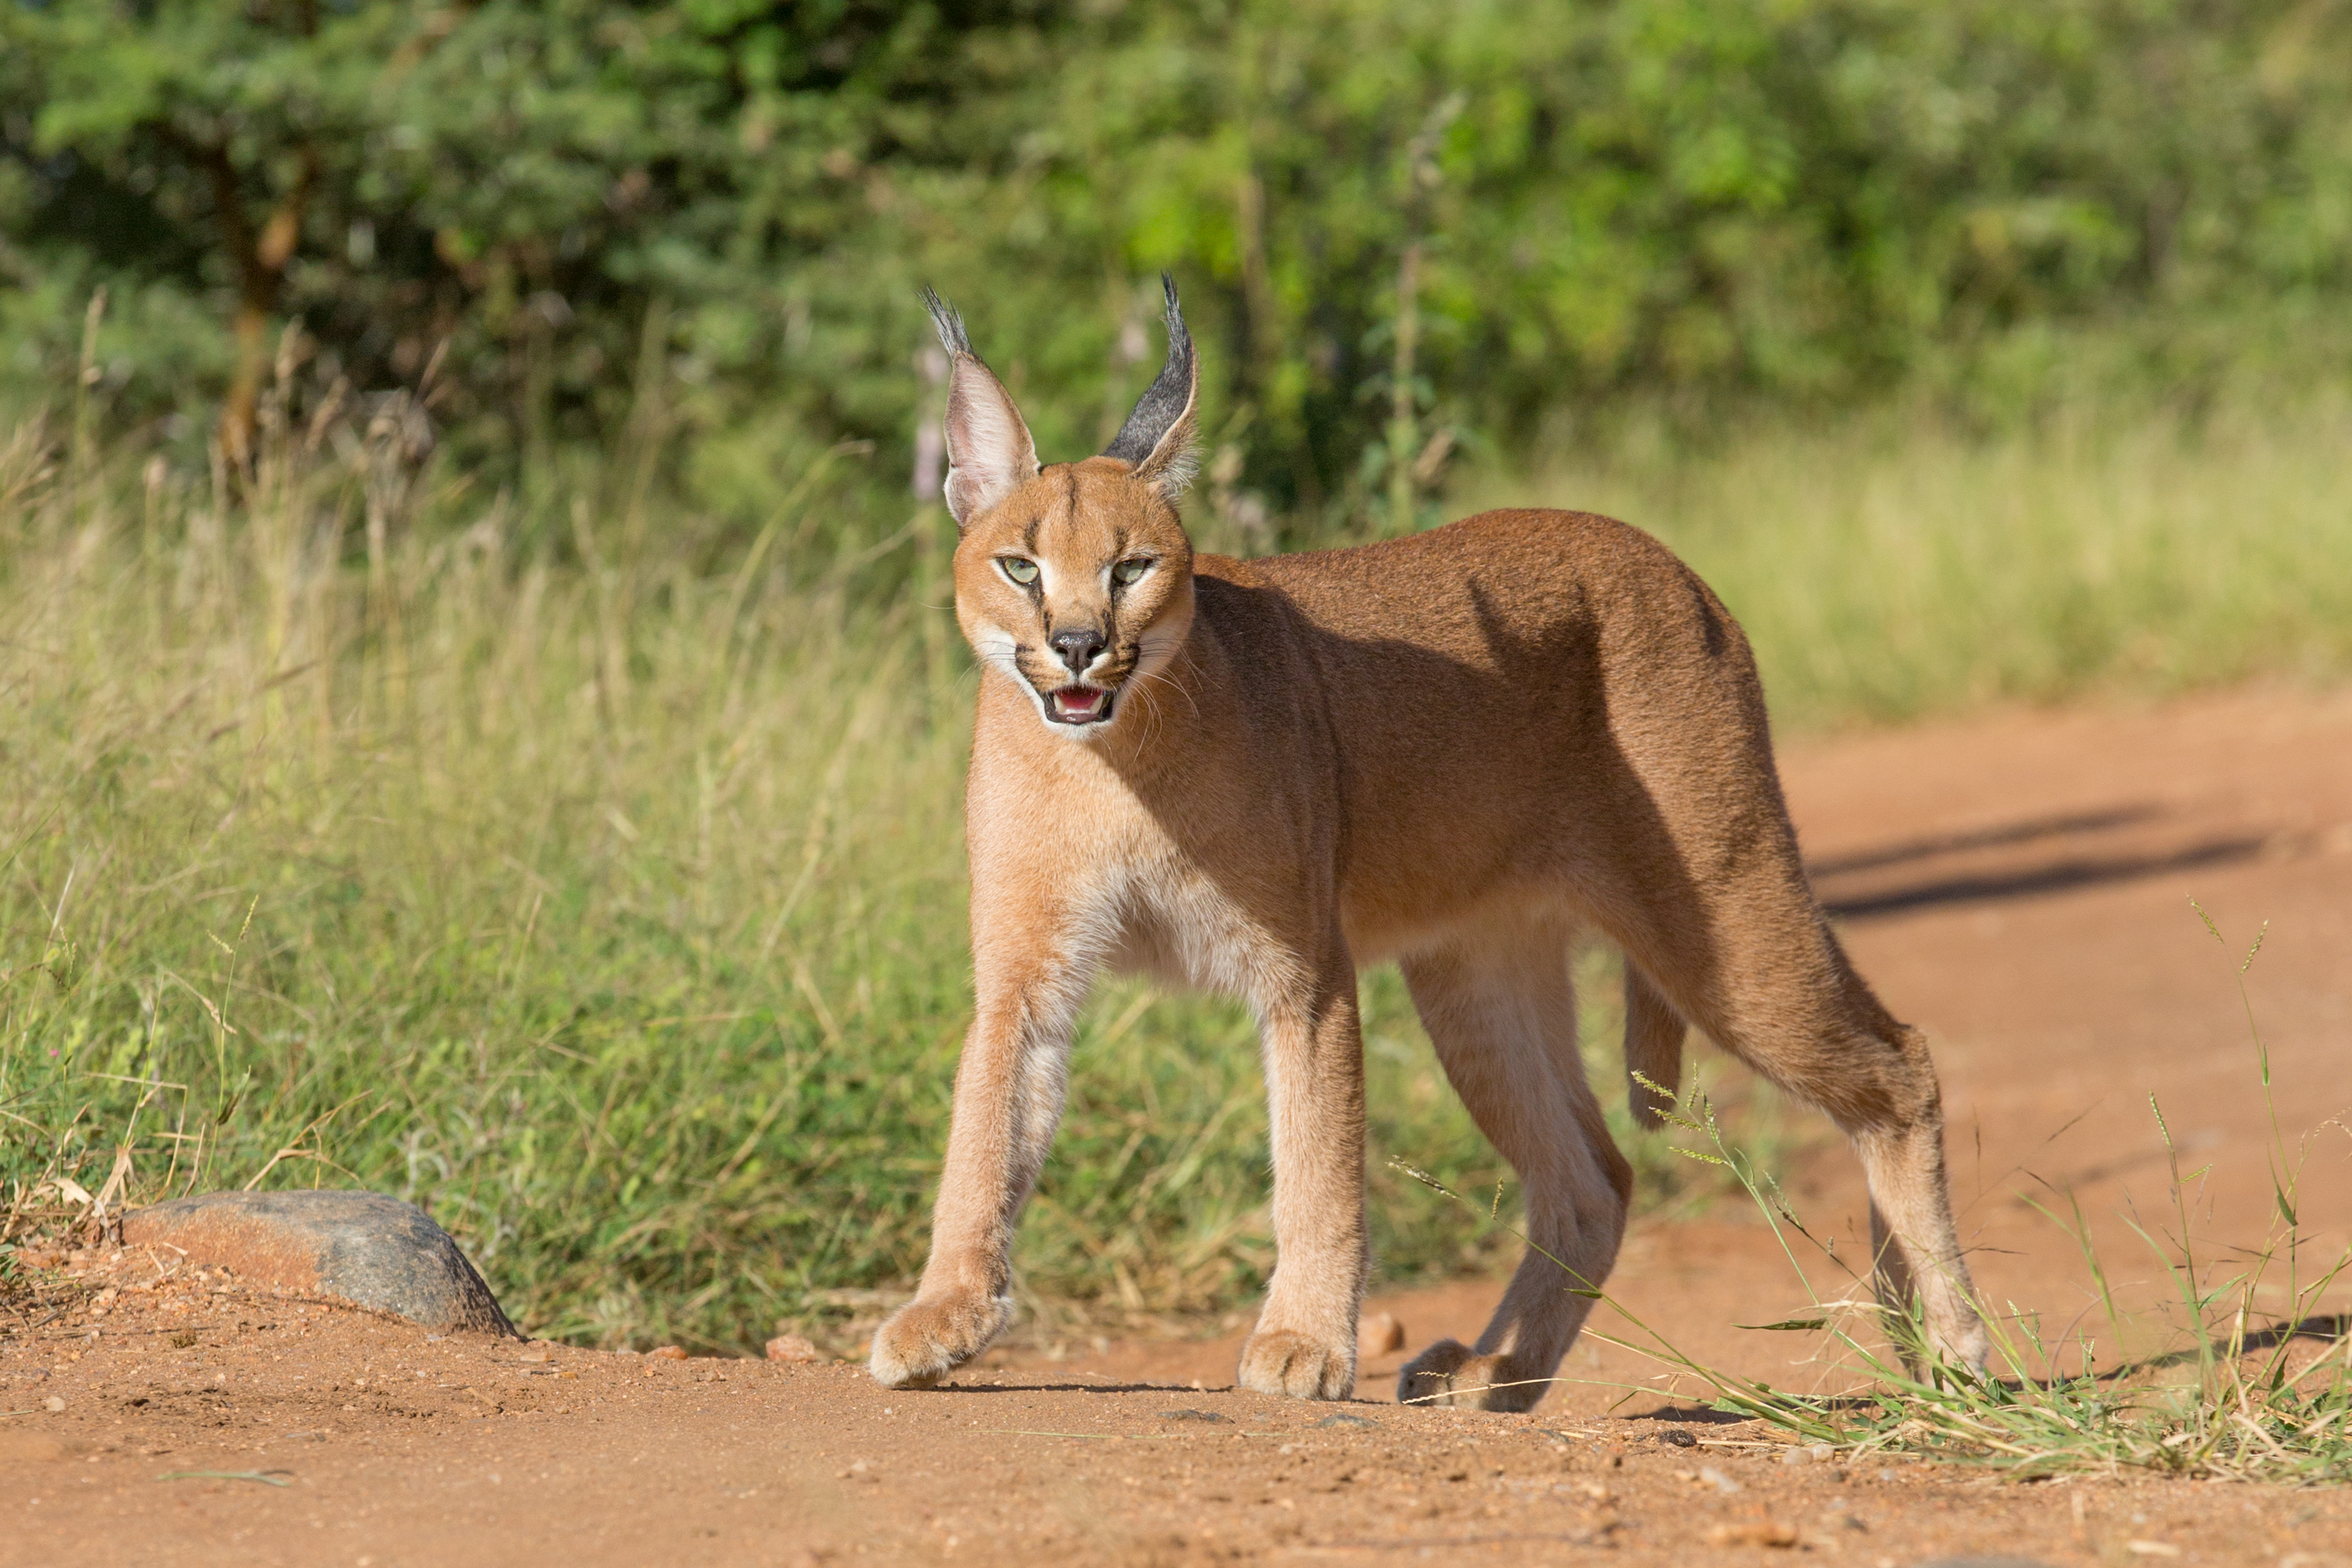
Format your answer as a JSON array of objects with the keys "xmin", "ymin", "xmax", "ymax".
[
  {"xmin": 1356, "ymin": 1311, "xmax": 1406, "ymax": 1358},
  {"xmin": 1699, "ymin": 1466, "xmax": 1742, "ymax": 1493},
  {"xmin": 1653, "ymin": 1429, "xmax": 1698, "ymax": 1448},
  {"xmin": 1315, "ymin": 1412, "xmax": 1377, "ymax": 1429},
  {"xmin": 43, "ymin": 1396, "xmax": 65, "ymax": 1413},
  {"xmin": 517, "ymin": 1345, "xmax": 553, "ymax": 1363},
  {"xmin": 649, "ymin": 1344, "xmax": 689, "ymax": 1361},
  {"xmin": 765, "ymin": 1334, "xmax": 819, "ymax": 1363},
  {"xmin": 119, "ymin": 1191, "xmax": 515, "ymax": 1337}
]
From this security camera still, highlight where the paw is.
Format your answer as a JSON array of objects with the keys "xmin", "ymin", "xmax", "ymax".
[
  {"xmin": 1396, "ymin": 1339, "xmax": 1544, "ymax": 1412},
  {"xmin": 868, "ymin": 1291, "xmax": 1011, "ymax": 1390},
  {"xmin": 1931, "ymin": 1316, "xmax": 1992, "ymax": 1375},
  {"xmin": 1236, "ymin": 1326, "xmax": 1354, "ymax": 1400}
]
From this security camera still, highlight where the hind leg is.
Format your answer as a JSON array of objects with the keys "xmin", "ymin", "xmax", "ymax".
[
  {"xmin": 1610, "ymin": 894, "xmax": 1988, "ymax": 1370},
  {"xmin": 1562, "ymin": 561, "xmax": 1985, "ymax": 1369},
  {"xmin": 1394, "ymin": 913, "xmax": 1631, "ymax": 1412}
]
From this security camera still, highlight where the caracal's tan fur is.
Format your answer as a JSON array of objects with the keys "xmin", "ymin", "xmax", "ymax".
[{"xmin": 870, "ymin": 280, "xmax": 1989, "ymax": 1407}]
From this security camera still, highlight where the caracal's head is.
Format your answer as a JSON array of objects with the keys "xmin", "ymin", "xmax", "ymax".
[{"xmin": 923, "ymin": 278, "xmax": 1199, "ymax": 742}]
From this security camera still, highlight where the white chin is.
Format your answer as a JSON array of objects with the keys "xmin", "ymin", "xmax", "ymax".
[
  {"xmin": 1042, "ymin": 710, "xmax": 1113, "ymax": 741},
  {"xmin": 1035, "ymin": 698, "xmax": 1115, "ymax": 738}
]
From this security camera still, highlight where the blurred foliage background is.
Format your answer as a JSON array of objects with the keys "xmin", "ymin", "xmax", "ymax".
[
  {"xmin": 5, "ymin": 0, "xmax": 2352, "ymax": 1353},
  {"xmin": 6, "ymin": 0, "xmax": 2351, "ymax": 537}
]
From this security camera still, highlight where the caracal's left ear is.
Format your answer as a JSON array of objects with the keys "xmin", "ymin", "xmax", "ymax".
[
  {"xmin": 922, "ymin": 287, "xmax": 1040, "ymax": 529},
  {"xmin": 1101, "ymin": 275, "xmax": 1198, "ymax": 497}
]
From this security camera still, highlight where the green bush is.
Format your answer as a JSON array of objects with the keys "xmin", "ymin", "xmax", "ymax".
[{"xmin": 4, "ymin": 0, "xmax": 2350, "ymax": 529}]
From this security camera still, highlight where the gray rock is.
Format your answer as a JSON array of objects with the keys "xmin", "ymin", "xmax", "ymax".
[{"xmin": 121, "ymin": 1190, "xmax": 517, "ymax": 1337}]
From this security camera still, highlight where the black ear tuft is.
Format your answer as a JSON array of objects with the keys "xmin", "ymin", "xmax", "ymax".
[
  {"xmin": 1102, "ymin": 275, "xmax": 1197, "ymax": 484},
  {"xmin": 920, "ymin": 286, "xmax": 974, "ymax": 359}
]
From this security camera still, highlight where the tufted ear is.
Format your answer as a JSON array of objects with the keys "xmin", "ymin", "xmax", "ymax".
[
  {"xmin": 1101, "ymin": 275, "xmax": 1197, "ymax": 496},
  {"xmin": 921, "ymin": 288, "xmax": 1040, "ymax": 529}
]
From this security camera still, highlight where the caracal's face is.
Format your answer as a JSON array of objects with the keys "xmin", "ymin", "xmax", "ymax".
[{"xmin": 954, "ymin": 457, "xmax": 1195, "ymax": 740}]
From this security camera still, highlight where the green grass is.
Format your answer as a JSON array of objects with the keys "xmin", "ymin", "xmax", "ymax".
[
  {"xmin": 0, "ymin": 395, "xmax": 1779, "ymax": 1353},
  {"xmin": 4, "ymin": 377, "xmax": 2348, "ymax": 1356}
]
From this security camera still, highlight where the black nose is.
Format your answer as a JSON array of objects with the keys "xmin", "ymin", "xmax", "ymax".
[{"xmin": 1050, "ymin": 627, "xmax": 1108, "ymax": 676}]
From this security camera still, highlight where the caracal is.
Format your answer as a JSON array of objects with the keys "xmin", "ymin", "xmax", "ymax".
[{"xmin": 868, "ymin": 279, "xmax": 1988, "ymax": 1407}]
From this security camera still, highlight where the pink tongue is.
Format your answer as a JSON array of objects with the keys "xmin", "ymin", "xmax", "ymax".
[{"xmin": 1054, "ymin": 689, "xmax": 1103, "ymax": 720}]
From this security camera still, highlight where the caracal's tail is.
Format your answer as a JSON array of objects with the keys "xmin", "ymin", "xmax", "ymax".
[{"xmin": 1623, "ymin": 961, "xmax": 1685, "ymax": 1128}]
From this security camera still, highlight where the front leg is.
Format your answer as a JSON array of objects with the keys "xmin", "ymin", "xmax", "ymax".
[
  {"xmin": 1237, "ymin": 951, "xmax": 1368, "ymax": 1400},
  {"xmin": 870, "ymin": 938, "xmax": 1093, "ymax": 1390}
]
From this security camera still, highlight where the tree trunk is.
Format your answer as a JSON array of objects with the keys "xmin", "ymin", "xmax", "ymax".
[{"xmin": 208, "ymin": 144, "xmax": 317, "ymax": 467}]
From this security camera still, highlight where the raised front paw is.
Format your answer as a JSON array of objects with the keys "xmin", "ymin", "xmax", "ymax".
[
  {"xmin": 1236, "ymin": 1326, "xmax": 1355, "ymax": 1401},
  {"xmin": 868, "ymin": 1291, "xmax": 1011, "ymax": 1390},
  {"xmin": 1396, "ymin": 1339, "xmax": 1544, "ymax": 1412}
]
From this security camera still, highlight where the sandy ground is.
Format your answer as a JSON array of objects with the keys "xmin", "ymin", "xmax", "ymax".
[{"xmin": 7, "ymin": 683, "xmax": 2352, "ymax": 1567}]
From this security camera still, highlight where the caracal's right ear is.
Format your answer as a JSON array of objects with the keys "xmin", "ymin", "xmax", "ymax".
[{"xmin": 921, "ymin": 288, "xmax": 1039, "ymax": 530}]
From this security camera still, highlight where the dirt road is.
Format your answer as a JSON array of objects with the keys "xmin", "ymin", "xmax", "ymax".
[{"xmin": 8, "ymin": 684, "xmax": 2352, "ymax": 1566}]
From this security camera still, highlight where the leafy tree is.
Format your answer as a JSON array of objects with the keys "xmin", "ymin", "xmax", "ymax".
[
  {"xmin": 3, "ymin": 0, "xmax": 2348, "ymax": 530},
  {"xmin": 1, "ymin": 0, "xmax": 1054, "ymax": 465}
]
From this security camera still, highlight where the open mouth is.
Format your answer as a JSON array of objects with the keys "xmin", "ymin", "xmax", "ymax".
[{"xmin": 1047, "ymin": 686, "xmax": 1112, "ymax": 725}]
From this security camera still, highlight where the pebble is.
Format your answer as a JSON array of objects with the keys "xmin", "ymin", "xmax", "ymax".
[
  {"xmin": 765, "ymin": 1334, "xmax": 819, "ymax": 1363},
  {"xmin": 43, "ymin": 1396, "xmax": 65, "ymax": 1412},
  {"xmin": 649, "ymin": 1345, "xmax": 689, "ymax": 1361}
]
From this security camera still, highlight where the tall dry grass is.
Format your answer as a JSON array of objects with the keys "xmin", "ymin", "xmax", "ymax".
[
  {"xmin": 7, "ymin": 357, "xmax": 2346, "ymax": 1353},
  {"xmin": 1468, "ymin": 395, "xmax": 2352, "ymax": 728}
]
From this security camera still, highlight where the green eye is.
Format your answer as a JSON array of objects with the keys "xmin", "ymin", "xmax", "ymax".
[
  {"xmin": 999, "ymin": 557, "xmax": 1039, "ymax": 586},
  {"xmin": 1111, "ymin": 558, "xmax": 1153, "ymax": 586}
]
